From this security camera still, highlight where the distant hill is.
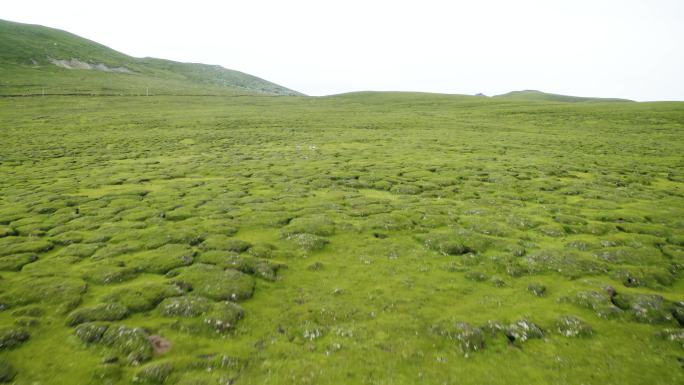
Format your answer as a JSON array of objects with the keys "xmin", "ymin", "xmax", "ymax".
[
  {"xmin": 493, "ymin": 90, "xmax": 633, "ymax": 103},
  {"xmin": 0, "ymin": 19, "xmax": 302, "ymax": 96}
]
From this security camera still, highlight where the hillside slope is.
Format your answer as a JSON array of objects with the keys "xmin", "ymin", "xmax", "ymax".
[
  {"xmin": 494, "ymin": 90, "xmax": 633, "ymax": 103},
  {"xmin": 0, "ymin": 19, "xmax": 302, "ymax": 96}
]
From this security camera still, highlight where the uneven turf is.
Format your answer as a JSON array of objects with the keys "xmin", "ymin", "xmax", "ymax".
[{"xmin": 0, "ymin": 93, "xmax": 683, "ymax": 384}]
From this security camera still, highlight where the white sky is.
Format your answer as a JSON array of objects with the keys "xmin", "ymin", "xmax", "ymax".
[{"xmin": 3, "ymin": 0, "xmax": 684, "ymax": 100}]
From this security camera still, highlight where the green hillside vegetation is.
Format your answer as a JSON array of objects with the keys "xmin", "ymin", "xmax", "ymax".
[
  {"xmin": 0, "ymin": 19, "xmax": 301, "ymax": 96},
  {"xmin": 494, "ymin": 90, "xmax": 633, "ymax": 103},
  {"xmin": 1, "ymin": 20, "xmax": 683, "ymax": 385}
]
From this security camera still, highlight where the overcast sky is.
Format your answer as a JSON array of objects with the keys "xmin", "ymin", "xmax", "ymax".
[{"xmin": 3, "ymin": 0, "xmax": 684, "ymax": 100}]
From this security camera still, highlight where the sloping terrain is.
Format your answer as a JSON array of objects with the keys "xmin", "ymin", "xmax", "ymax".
[
  {"xmin": 0, "ymin": 19, "xmax": 302, "ymax": 96},
  {"xmin": 494, "ymin": 90, "xmax": 633, "ymax": 103},
  {"xmin": 0, "ymin": 93, "xmax": 683, "ymax": 384}
]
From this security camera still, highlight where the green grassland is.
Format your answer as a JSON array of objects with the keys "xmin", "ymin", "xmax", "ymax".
[{"xmin": 0, "ymin": 92, "xmax": 683, "ymax": 385}]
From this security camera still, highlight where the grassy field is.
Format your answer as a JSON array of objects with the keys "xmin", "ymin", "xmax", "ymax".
[{"xmin": 0, "ymin": 92, "xmax": 683, "ymax": 385}]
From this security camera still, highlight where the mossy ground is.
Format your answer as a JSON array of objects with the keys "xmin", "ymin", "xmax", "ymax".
[{"xmin": 0, "ymin": 93, "xmax": 683, "ymax": 384}]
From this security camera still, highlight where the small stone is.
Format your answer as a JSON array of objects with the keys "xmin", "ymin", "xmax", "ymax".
[
  {"xmin": 148, "ymin": 335, "xmax": 172, "ymax": 354},
  {"xmin": 657, "ymin": 328, "xmax": 684, "ymax": 348},
  {"xmin": 481, "ymin": 320, "xmax": 505, "ymax": 337},
  {"xmin": 452, "ymin": 322, "xmax": 485, "ymax": 355}
]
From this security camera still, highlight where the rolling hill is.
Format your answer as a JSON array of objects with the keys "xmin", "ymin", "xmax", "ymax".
[
  {"xmin": 1, "ymin": 19, "xmax": 642, "ymax": 102},
  {"xmin": 0, "ymin": 19, "xmax": 302, "ymax": 96},
  {"xmin": 493, "ymin": 90, "xmax": 633, "ymax": 103}
]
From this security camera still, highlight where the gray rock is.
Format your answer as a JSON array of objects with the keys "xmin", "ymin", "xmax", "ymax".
[
  {"xmin": 564, "ymin": 291, "xmax": 623, "ymax": 318},
  {"xmin": 613, "ymin": 294, "xmax": 674, "ymax": 324},
  {"xmin": 556, "ymin": 315, "xmax": 593, "ymax": 337},
  {"xmin": 657, "ymin": 328, "xmax": 684, "ymax": 348},
  {"xmin": 505, "ymin": 319, "xmax": 543, "ymax": 344},
  {"xmin": 452, "ymin": 322, "xmax": 485, "ymax": 356},
  {"xmin": 481, "ymin": 320, "xmax": 505, "ymax": 336},
  {"xmin": 431, "ymin": 321, "xmax": 485, "ymax": 356}
]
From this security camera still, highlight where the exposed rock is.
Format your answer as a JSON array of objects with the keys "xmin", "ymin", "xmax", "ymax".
[
  {"xmin": 612, "ymin": 293, "xmax": 674, "ymax": 324},
  {"xmin": 563, "ymin": 291, "xmax": 623, "ymax": 318},
  {"xmin": 149, "ymin": 335, "xmax": 172, "ymax": 355},
  {"xmin": 657, "ymin": 328, "xmax": 684, "ymax": 348},
  {"xmin": 556, "ymin": 315, "xmax": 593, "ymax": 337},
  {"xmin": 505, "ymin": 319, "xmax": 543, "ymax": 344},
  {"xmin": 481, "ymin": 320, "xmax": 505, "ymax": 336},
  {"xmin": 432, "ymin": 321, "xmax": 485, "ymax": 356},
  {"xmin": 48, "ymin": 57, "xmax": 133, "ymax": 73},
  {"xmin": 452, "ymin": 322, "xmax": 485, "ymax": 356}
]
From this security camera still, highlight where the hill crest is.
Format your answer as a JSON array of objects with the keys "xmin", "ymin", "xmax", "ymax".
[{"xmin": 0, "ymin": 19, "xmax": 303, "ymax": 96}]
